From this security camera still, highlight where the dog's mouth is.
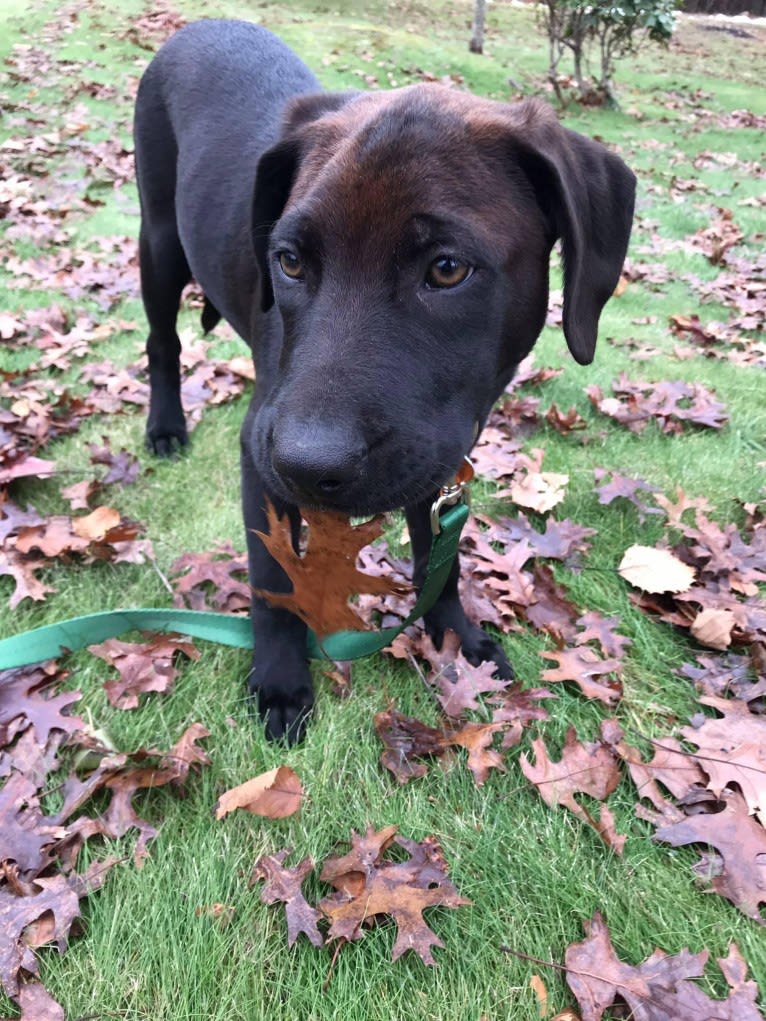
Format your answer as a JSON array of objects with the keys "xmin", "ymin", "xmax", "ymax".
[
  {"xmin": 263, "ymin": 445, "xmax": 470, "ymax": 517},
  {"xmin": 256, "ymin": 408, "xmax": 477, "ymax": 516},
  {"xmin": 265, "ymin": 466, "xmax": 454, "ymax": 517}
]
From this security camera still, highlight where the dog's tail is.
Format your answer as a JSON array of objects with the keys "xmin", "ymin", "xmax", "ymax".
[{"xmin": 201, "ymin": 297, "xmax": 221, "ymax": 334}]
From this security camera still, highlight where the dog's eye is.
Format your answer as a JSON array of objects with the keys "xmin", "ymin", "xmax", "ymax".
[
  {"xmin": 277, "ymin": 251, "xmax": 304, "ymax": 280},
  {"xmin": 425, "ymin": 256, "xmax": 472, "ymax": 289}
]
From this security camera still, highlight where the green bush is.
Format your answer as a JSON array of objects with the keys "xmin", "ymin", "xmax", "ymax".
[{"xmin": 538, "ymin": 0, "xmax": 679, "ymax": 106}]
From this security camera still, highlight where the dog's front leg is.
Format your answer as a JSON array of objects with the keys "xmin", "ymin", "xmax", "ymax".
[
  {"xmin": 240, "ymin": 421, "xmax": 314, "ymax": 744},
  {"xmin": 405, "ymin": 498, "xmax": 514, "ymax": 678}
]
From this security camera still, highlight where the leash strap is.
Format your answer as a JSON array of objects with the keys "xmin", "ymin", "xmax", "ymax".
[{"xmin": 0, "ymin": 502, "xmax": 468, "ymax": 670}]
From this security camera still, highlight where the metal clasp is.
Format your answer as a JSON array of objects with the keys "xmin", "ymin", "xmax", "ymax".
[{"xmin": 430, "ymin": 457, "xmax": 474, "ymax": 534}]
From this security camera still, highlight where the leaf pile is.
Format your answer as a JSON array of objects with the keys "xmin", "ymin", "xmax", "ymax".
[
  {"xmin": 0, "ymin": 659, "xmax": 211, "ymax": 1018},
  {"xmin": 586, "ymin": 373, "xmax": 728, "ymax": 433},
  {"xmin": 629, "ymin": 497, "xmax": 766, "ymax": 650}
]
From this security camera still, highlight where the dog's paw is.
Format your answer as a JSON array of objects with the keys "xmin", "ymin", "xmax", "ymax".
[
  {"xmin": 248, "ymin": 668, "xmax": 315, "ymax": 745},
  {"xmin": 426, "ymin": 618, "xmax": 514, "ymax": 680},
  {"xmin": 145, "ymin": 425, "xmax": 188, "ymax": 458},
  {"xmin": 459, "ymin": 625, "xmax": 514, "ymax": 679}
]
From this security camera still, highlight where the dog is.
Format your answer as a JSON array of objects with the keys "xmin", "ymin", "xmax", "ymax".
[{"xmin": 134, "ymin": 19, "xmax": 635, "ymax": 742}]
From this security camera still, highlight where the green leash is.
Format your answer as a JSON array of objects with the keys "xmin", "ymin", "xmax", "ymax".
[{"xmin": 0, "ymin": 501, "xmax": 468, "ymax": 670}]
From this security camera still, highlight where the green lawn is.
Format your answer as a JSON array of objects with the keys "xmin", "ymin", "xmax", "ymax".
[{"xmin": 1, "ymin": 0, "xmax": 764, "ymax": 1018}]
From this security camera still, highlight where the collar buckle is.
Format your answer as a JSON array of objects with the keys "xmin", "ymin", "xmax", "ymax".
[{"xmin": 430, "ymin": 457, "xmax": 474, "ymax": 535}]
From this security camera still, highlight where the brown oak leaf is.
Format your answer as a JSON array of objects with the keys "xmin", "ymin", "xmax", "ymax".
[
  {"xmin": 565, "ymin": 912, "xmax": 762, "ymax": 1020},
  {"xmin": 0, "ymin": 773, "xmax": 66, "ymax": 878},
  {"xmin": 540, "ymin": 646, "xmax": 623, "ymax": 706},
  {"xmin": 0, "ymin": 664, "xmax": 82, "ymax": 748},
  {"xmin": 157, "ymin": 722, "xmax": 212, "ymax": 788},
  {"xmin": 409, "ymin": 630, "xmax": 514, "ymax": 718},
  {"xmin": 545, "ymin": 403, "xmax": 587, "ymax": 434},
  {"xmin": 0, "ymin": 549, "xmax": 55, "ymax": 609},
  {"xmin": 520, "ymin": 725, "xmax": 626, "ymax": 854},
  {"xmin": 319, "ymin": 829, "xmax": 469, "ymax": 965},
  {"xmin": 250, "ymin": 851, "xmax": 323, "ymax": 947},
  {"xmin": 605, "ymin": 727, "xmax": 706, "ymax": 821},
  {"xmin": 214, "ymin": 766, "xmax": 302, "ymax": 820},
  {"xmin": 9, "ymin": 979, "xmax": 65, "ymax": 1021},
  {"xmin": 88, "ymin": 633, "xmax": 200, "ymax": 710},
  {"xmin": 170, "ymin": 542, "xmax": 250, "ymax": 612},
  {"xmin": 253, "ymin": 501, "xmax": 409, "ymax": 637},
  {"xmin": 575, "ymin": 612, "xmax": 632, "ymax": 660},
  {"xmin": 655, "ymin": 789, "xmax": 766, "ymax": 922},
  {"xmin": 319, "ymin": 825, "xmax": 399, "ymax": 897},
  {"xmin": 0, "ymin": 874, "xmax": 81, "ymax": 997},
  {"xmin": 680, "ymin": 696, "xmax": 766, "ymax": 824},
  {"xmin": 446, "ymin": 721, "xmax": 506, "ymax": 785},
  {"xmin": 479, "ymin": 511, "xmax": 595, "ymax": 563},
  {"xmin": 374, "ymin": 709, "xmax": 447, "ymax": 784}
]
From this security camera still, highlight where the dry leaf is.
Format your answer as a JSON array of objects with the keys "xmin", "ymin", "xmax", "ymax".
[
  {"xmin": 250, "ymin": 851, "xmax": 322, "ymax": 947},
  {"xmin": 690, "ymin": 607, "xmax": 735, "ymax": 649},
  {"xmin": 71, "ymin": 505, "xmax": 121, "ymax": 540},
  {"xmin": 214, "ymin": 766, "xmax": 302, "ymax": 820},
  {"xmin": 530, "ymin": 973, "xmax": 549, "ymax": 1018},
  {"xmin": 520, "ymin": 726, "xmax": 626, "ymax": 854},
  {"xmin": 509, "ymin": 471, "xmax": 569, "ymax": 514},
  {"xmin": 565, "ymin": 912, "xmax": 761, "ymax": 1019},
  {"xmin": 541, "ymin": 646, "xmax": 623, "ymax": 706},
  {"xmin": 319, "ymin": 830, "xmax": 470, "ymax": 965},
  {"xmin": 618, "ymin": 544, "xmax": 696, "ymax": 593},
  {"xmin": 253, "ymin": 500, "xmax": 409, "ymax": 637}
]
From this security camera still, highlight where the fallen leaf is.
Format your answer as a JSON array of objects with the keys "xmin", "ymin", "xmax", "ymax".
[
  {"xmin": 0, "ymin": 455, "xmax": 56, "ymax": 486},
  {"xmin": 319, "ymin": 830, "xmax": 470, "ymax": 965},
  {"xmin": 374, "ymin": 709, "xmax": 447, "ymax": 784},
  {"xmin": 540, "ymin": 647, "xmax": 623, "ymax": 706},
  {"xmin": 618, "ymin": 544, "xmax": 696, "ymax": 593},
  {"xmin": 214, "ymin": 766, "xmax": 302, "ymax": 820},
  {"xmin": 250, "ymin": 851, "xmax": 322, "ymax": 947},
  {"xmin": 170, "ymin": 543, "xmax": 250, "ymax": 613},
  {"xmin": 447, "ymin": 721, "xmax": 506, "ymax": 785},
  {"xmin": 11, "ymin": 980, "xmax": 65, "ymax": 1021},
  {"xmin": 508, "ymin": 470, "xmax": 569, "ymax": 514},
  {"xmin": 88, "ymin": 633, "xmax": 200, "ymax": 710},
  {"xmin": 690, "ymin": 607, "xmax": 736, "ymax": 650},
  {"xmin": 565, "ymin": 912, "xmax": 761, "ymax": 1020},
  {"xmin": 71, "ymin": 505, "xmax": 121, "ymax": 540},
  {"xmin": 520, "ymin": 725, "xmax": 626, "ymax": 854},
  {"xmin": 655, "ymin": 789, "xmax": 766, "ymax": 922}
]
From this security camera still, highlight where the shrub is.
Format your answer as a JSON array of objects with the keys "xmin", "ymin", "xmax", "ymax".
[{"xmin": 538, "ymin": 0, "xmax": 678, "ymax": 106}]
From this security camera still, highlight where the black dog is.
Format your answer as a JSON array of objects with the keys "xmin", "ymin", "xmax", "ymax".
[{"xmin": 134, "ymin": 19, "xmax": 635, "ymax": 742}]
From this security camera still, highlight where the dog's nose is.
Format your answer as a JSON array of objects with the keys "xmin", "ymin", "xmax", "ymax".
[{"xmin": 271, "ymin": 421, "xmax": 366, "ymax": 502}]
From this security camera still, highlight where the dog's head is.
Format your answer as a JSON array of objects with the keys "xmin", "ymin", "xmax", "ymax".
[{"xmin": 249, "ymin": 85, "xmax": 635, "ymax": 513}]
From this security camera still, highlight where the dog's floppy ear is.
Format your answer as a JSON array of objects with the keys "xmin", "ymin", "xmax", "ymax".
[
  {"xmin": 252, "ymin": 92, "xmax": 359, "ymax": 312},
  {"xmin": 514, "ymin": 106, "xmax": 636, "ymax": 365}
]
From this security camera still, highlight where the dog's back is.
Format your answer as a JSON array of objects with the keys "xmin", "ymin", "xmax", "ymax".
[{"xmin": 134, "ymin": 20, "xmax": 318, "ymax": 341}]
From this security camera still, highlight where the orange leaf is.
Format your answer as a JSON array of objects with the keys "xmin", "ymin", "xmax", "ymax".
[
  {"xmin": 253, "ymin": 500, "xmax": 409, "ymax": 637},
  {"xmin": 72, "ymin": 505, "xmax": 121, "ymax": 540},
  {"xmin": 214, "ymin": 766, "xmax": 302, "ymax": 820}
]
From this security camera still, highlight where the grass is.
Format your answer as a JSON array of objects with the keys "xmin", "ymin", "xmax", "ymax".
[{"xmin": 1, "ymin": 0, "xmax": 764, "ymax": 1017}]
